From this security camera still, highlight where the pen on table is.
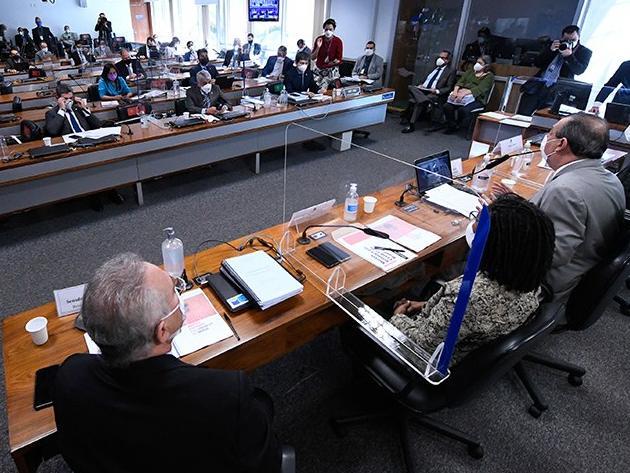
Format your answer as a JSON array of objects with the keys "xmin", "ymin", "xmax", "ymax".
[
  {"xmin": 223, "ymin": 312, "xmax": 240, "ymax": 341},
  {"xmin": 373, "ymin": 246, "xmax": 405, "ymax": 253}
]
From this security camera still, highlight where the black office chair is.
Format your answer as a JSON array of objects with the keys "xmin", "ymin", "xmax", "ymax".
[
  {"xmin": 87, "ymin": 84, "xmax": 101, "ymax": 103},
  {"xmin": 329, "ymin": 302, "xmax": 564, "ymax": 472},
  {"xmin": 517, "ymin": 224, "xmax": 630, "ymax": 416}
]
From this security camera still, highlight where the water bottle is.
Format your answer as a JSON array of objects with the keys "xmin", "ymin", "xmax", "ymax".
[
  {"xmin": 172, "ymin": 79, "xmax": 180, "ymax": 97},
  {"xmin": 471, "ymin": 154, "xmax": 493, "ymax": 192},
  {"xmin": 0, "ymin": 136, "xmax": 8, "ymax": 163},
  {"xmin": 139, "ymin": 110, "xmax": 148, "ymax": 128},
  {"xmin": 162, "ymin": 227, "xmax": 185, "ymax": 278},
  {"xmin": 511, "ymin": 140, "xmax": 533, "ymax": 178},
  {"xmin": 343, "ymin": 183, "xmax": 359, "ymax": 222},
  {"xmin": 263, "ymin": 89, "xmax": 272, "ymax": 108},
  {"xmin": 278, "ymin": 86, "xmax": 289, "ymax": 106}
]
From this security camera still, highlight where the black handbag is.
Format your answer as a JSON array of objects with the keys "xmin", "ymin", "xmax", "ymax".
[{"xmin": 521, "ymin": 78, "xmax": 544, "ymax": 95}]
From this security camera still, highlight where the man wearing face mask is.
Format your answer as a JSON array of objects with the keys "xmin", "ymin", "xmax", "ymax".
[
  {"xmin": 183, "ymin": 41, "xmax": 197, "ymax": 62},
  {"xmin": 243, "ymin": 33, "xmax": 261, "ymax": 61},
  {"xmin": 186, "ymin": 70, "xmax": 230, "ymax": 115},
  {"xmin": 350, "ymin": 41, "xmax": 384, "ymax": 88},
  {"xmin": 189, "ymin": 48, "xmax": 219, "ymax": 87},
  {"xmin": 262, "ymin": 46, "xmax": 293, "ymax": 80},
  {"xmin": 60, "ymin": 25, "xmax": 78, "ymax": 48},
  {"xmin": 0, "ymin": 24, "xmax": 11, "ymax": 55},
  {"xmin": 53, "ymin": 253, "xmax": 283, "ymax": 473},
  {"xmin": 401, "ymin": 50, "xmax": 456, "ymax": 133},
  {"xmin": 115, "ymin": 48, "xmax": 145, "ymax": 81},
  {"xmin": 284, "ymin": 51, "xmax": 324, "ymax": 95},
  {"xmin": 95, "ymin": 40, "xmax": 113, "ymax": 58},
  {"xmin": 223, "ymin": 38, "xmax": 243, "ymax": 68},
  {"xmin": 295, "ymin": 39, "xmax": 311, "ymax": 61},
  {"xmin": 138, "ymin": 36, "xmax": 159, "ymax": 61},
  {"xmin": 5, "ymin": 48, "xmax": 32, "ymax": 73},
  {"xmin": 35, "ymin": 41, "xmax": 55, "ymax": 62},
  {"xmin": 311, "ymin": 18, "xmax": 343, "ymax": 90},
  {"xmin": 461, "ymin": 27, "xmax": 495, "ymax": 71},
  {"xmin": 517, "ymin": 25, "xmax": 592, "ymax": 116},
  {"xmin": 45, "ymin": 83, "xmax": 101, "ymax": 136},
  {"xmin": 32, "ymin": 17, "xmax": 55, "ymax": 52}
]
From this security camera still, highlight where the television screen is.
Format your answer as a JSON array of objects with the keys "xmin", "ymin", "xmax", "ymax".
[{"xmin": 248, "ymin": 0, "xmax": 279, "ymax": 22}]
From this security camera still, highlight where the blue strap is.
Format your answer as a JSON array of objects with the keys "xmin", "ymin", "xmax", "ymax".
[{"xmin": 437, "ymin": 204, "xmax": 491, "ymax": 375}]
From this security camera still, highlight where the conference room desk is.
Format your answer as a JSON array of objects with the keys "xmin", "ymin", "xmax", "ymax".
[
  {"xmin": 0, "ymin": 90, "xmax": 394, "ymax": 216},
  {"xmin": 0, "ymin": 85, "xmax": 88, "ymax": 113},
  {"xmin": 9, "ymin": 77, "xmax": 57, "ymax": 94},
  {"xmin": 2, "ymin": 153, "xmax": 551, "ymax": 473}
]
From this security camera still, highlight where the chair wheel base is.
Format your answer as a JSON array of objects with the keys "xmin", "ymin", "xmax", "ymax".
[
  {"xmin": 568, "ymin": 374, "xmax": 583, "ymax": 386},
  {"xmin": 528, "ymin": 404, "xmax": 547, "ymax": 418},
  {"xmin": 467, "ymin": 444, "xmax": 484, "ymax": 459}
]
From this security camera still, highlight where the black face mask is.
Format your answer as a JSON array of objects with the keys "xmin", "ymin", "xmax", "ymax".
[
  {"xmin": 248, "ymin": 40, "xmax": 253, "ymax": 44},
  {"xmin": 200, "ymin": 57, "xmax": 209, "ymax": 66},
  {"xmin": 124, "ymin": 59, "xmax": 132, "ymax": 65}
]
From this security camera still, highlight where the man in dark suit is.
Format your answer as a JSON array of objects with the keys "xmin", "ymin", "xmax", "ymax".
[
  {"xmin": 284, "ymin": 51, "xmax": 322, "ymax": 95},
  {"xmin": 5, "ymin": 48, "xmax": 31, "ymax": 73},
  {"xmin": 461, "ymin": 27, "xmax": 495, "ymax": 70},
  {"xmin": 45, "ymin": 83, "xmax": 101, "ymax": 136},
  {"xmin": 53, "ymin": 253, "xmax": 282, "ymax": 473},
  {"xmin": 262, "ymin": 46, "xmax": 293, "ymax": 79},
  {"xmin": 115, "ymin": 48, "xmax": 145, "ymax": 81},
  {"xmin": 401, "ymin": 50, "xmax": 457, "ymax": 133},
  {"xmin": 589, "ymin": 60, "xmax": 630, "ymax": 114},
  {"xmin": 223, "ymin": 38, "xmax": 243, "ymax": 68},
  {"xmin": 243, "ymin": 33, "xmax": 261, "ymax": 60},
  {"xmin": 189, "ymin": 48, "xmax": 219, "ymax": 87},
  {"xmin": 186, "ymin": 70, "xmax": 230, "ymax": 115},
  {"xmin": 517, "ymin": 25, "xmax": 592, "ymax": 115},
  {"xmin": 31, "ymin": 17, "xmax": 56, "ymax": 52}
]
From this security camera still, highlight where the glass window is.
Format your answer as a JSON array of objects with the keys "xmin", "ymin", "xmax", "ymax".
[{"xmin": 172, "ymin": 0, "xmax": 205, "ymax": 49}]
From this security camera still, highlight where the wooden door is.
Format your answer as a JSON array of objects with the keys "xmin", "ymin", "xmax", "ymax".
[{"xmin": 129, "ymin": 0, "xmax": 153, "ymax": 43}]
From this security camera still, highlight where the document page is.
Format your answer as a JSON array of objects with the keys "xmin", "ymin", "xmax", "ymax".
[
  {"xmin": 424, "ymin": 184, "xmax": 481, "ymax": 217},
  {"xmin": 333, "ymin": 229, "xmax": 416, "ymax": 272},
  {"xmin": 367, "ymin": 215, "xmax": 441, "ymax": 253}
]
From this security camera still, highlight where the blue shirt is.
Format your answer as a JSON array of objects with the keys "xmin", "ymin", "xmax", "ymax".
[{"xmin": 98, "ymin": 76, "xmax": 131, "ymax": 98}]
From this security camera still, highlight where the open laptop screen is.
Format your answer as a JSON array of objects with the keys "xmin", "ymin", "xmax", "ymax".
[{"xmin": 414, "ymin": 150, "xmax": 452, "ymax": 194}]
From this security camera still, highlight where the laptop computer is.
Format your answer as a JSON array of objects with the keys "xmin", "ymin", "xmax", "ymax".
[
  {"xmin": 414, "ymin": 150, "xmax": 453, "ymax": 194},
  {"xmin": 170, "ymin": 116, "xmax": 206, "ymax": 128},
  {"xmin": 605, "ymin": 102, "xmax": 630, "ymax": 126}
]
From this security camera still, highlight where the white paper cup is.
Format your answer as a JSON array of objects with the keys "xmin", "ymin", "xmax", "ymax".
[
  {"xmin": 183, "ymin": 111, "xmax": 190, "ymax": 119},
  {"xmin": 363, "ymin": 196, "xmax": 378, "ymax": 213},
  {"xmin": 43, "ymin": 137, "xmax": 52, "ymax": 147},
  {"xmin": 25, "ymin": 317, "xmax": 49, "ymax": 345},
  {"xmin": 501, "ymin": 178, "xmax": 516, "ymax": 190}
]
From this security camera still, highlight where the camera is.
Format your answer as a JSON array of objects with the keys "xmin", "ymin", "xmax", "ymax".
[{"xmin": 558, "ymin": 40, "xmax": 572, "ymax": 51}]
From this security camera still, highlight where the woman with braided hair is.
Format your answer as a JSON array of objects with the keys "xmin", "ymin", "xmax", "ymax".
[{"xmin": 390, "ymin": 193, "xmax": 555, "ymax": 365}]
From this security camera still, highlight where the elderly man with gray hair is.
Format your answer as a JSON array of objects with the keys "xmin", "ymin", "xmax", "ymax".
[
  {"xmin": 53, "ymin": 253, "xmax": 282, "ymax": 472},
  {"xmin": 186, "ymin": 69, "xmax": 231, "ymax": 115}
]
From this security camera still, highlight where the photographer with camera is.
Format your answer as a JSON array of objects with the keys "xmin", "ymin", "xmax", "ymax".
[
  {"xmin": 94, "ymin": 13, "xmax": 113, "ymax": 48},
  {"xmin": 517, "ymin": 25, "xmax": 592, "ymax": 115}
]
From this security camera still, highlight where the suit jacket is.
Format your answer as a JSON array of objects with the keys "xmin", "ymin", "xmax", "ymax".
[
  {"xmin": 185, "ymin": 84, "xmax": 229, "ymax": 114},
  {"xmin": 223, "ymin": 48, "xmax": 243, "ymax": 67},
  {"xmin": 351, "ymin": 53, "xmax": 384, "ymax": 87},
  {"xmin": 283, "ymin": 66, "xmax": 319, "ymax": 94},
  {"xmin": 45, "ymin": 104, "xmax": 101, "ymax": 137},
  {"xmin": 242, "ymin": 42, "xmax": 261, "ymax": 58},
  {"xmin": 53, "ymin": 354, "xmax": 281, "ymax": 473},
  {"xmin": 413, "ymin": 63, "xmax": 457, "ymax": 102},
  {"xmin": 531, "ymin": 159, "xmax": 625, "ymax": 303},
  {"xmin": 32, "ymin": 25, "xmax": 55, "ymax": 50},
  {"xmin": 261, "ymin": 56, "xmax": 294, "ymax": 77},
  {"xmin": 189, "ymin": 63, "xmax": 219, "ymax": 86},
  {"xmin": 594, "ymin": 60, "xmax": 630, "ymax": 105},
  {"xmin": 533, "ymin": 43, "xmax": 592, "ymax": 80},
  {"xmin": 115, "ymin": 59, "xmax": 145, "ymax": 80}
]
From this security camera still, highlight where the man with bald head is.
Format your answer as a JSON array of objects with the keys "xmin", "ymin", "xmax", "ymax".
[
  {"xmin": 115, "ymin": 48, "xmax": 145, "ymax": 81},
  {"xmin": 53, "ymin": 253, "xmax": 282, "ymax": 473}
]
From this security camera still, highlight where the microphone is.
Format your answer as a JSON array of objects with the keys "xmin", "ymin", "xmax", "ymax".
[
  {"xmin": 465, "ymin": 149, "xmax": 538, "ymax": 178},
  {"xmin": 114, "ymin": 116, "xmax": 139, "ymax": 135},
  {"xmin": 395, "ymin": 183, "xmax": 419, "ymax": 207},
  {"xmin": 297, "ymin": 224, "xmax": 389, "ymax": 245}
]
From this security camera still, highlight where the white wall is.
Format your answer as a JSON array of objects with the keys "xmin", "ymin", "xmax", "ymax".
[{"xmin": 1, "ymin": 0, "xmax": 133, "ymax": 44}]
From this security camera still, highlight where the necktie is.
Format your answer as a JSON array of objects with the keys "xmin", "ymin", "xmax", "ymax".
[
  {"xmin": 542, "ymin": 54, "xmax": 563, "ymax": 87},
  {"xmin": 426, "ymin": 67, "xmax": 441, "ymax": 89},
  {"xmin": 67, "ymin": 110, "xmax": 82, "ymax": 133},
  {"xmin": 127, "ymin": 64, "xmax": 133, "ymax": 76}
]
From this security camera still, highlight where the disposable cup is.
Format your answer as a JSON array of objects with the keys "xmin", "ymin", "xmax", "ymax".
[
  {"xmin": 43, "ymin": 137, "xmax": 52, "ymax": 146},
  {"xmin": 364, "ymin": 196, "xmax": 378, "ymax": 213},
  {"xmin": 183, "ymin": 112, "xmax": 190, "ymax": 119},
  {"xmin": 501, "ymin": 178, "xmax": 516, "ymax": 190},
  {"xmin": 25, "ymin": 317, "xmax": 49, "ymax": 346}
]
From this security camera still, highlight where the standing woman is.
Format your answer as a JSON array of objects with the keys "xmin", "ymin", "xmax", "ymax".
[
  {"xmin": 98, "ymin": 63, "xmax": 132, "ymax": 101},
  {"xmin": 311, "ymin": 18, "xmax": 343, "ymax": 91}
]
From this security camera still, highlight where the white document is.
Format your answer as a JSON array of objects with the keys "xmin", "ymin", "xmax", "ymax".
[
  {"xmin": 54, "ymin": 283, "xmax": 86, "ymax": 317},
  {"xmin": 424, "ymin": 183, "xmax": 481, "ymax": 217},
  {"xmin": 62, "ymin": 127, "xmax": 122, "ymax": 144},
  {"xmin": 222, "ymin": 251, "xmax": 303, "ymax": 310},
  {"xmin": 100, "ymin": 101, "xmax": 119, "ymax": 108},
  {"xmin": 499, "ymin": 118, "xmax": 531, "ymax": 128},
  {"xmin": 510, "ymin": 114, "xmax": 533, "ymax": 122},
  {"xmin": 469, "ymin": 141, "xmax": 490, "ymax": 159},
  {"xmin": 367, "ymin": 215, "xmax": 441, "ymax": 253},
  {"xmin": 450, "ymin": 157, "xmax": 463, "ymax": 177},
  {"xmin": 170, "ymin": 289, "xmax": 233, "ymax": 357},
  {"xmin": 480, "ymin": 111, "xmax": 507, "ymax": 120},
  {"xmin": 333, "ymin": 229, "xmax": 416, "ymax": 272}
]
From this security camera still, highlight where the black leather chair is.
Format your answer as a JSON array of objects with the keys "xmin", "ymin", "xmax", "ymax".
[
  {"xmin": 517, "ymin": 224, "xmax": 630, "ymax": 416},
  {"xmin": 330, "ymin": 302, "xmax": 564, "ymax": 472}
]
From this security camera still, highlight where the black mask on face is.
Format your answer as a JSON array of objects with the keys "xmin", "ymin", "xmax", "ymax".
[{"xmin": 200, "ymin": 57, "xmax": 209, "ymax": 65}]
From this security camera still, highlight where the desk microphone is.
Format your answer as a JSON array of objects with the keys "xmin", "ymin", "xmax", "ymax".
[
  {"xmin": 297, "ymin": 224, "xmax": 389, "ymax": 245},
  {"xmin": 395, "ymin": 183, "xmax": 419, "ymax": 207},
  {"xmin": 114, "ymin": 116, "xmax": 139, "ymax": 135},
  {"xmin": 466, "ymin": 149, "xmax": 539, "ymax": 177}
]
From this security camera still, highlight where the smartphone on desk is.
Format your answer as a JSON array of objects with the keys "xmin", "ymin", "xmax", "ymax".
[
  {"xmin": 34, "ymin": 364, "xmax": 60, "ymax": 411},
  {"xmin": 306, "ymin": 242, "xmax": 351, "ymax": 268}
]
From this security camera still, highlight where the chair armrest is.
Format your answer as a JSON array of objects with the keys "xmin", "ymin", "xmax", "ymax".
[{"xmin": 281, "ymin": 444, "xmax": 296, "ymax": 473}]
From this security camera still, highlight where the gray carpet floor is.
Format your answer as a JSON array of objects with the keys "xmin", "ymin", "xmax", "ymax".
[{"xmin": 1, "ymin": 114, "xmax": 629, "ymax": 472}]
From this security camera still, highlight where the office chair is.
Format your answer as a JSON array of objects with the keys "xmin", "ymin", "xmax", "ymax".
[
  {"xmin": 280, "ymin": 445, "xmax": 296, "ymax": 473},
  {"xmin": 466, "ymin": 82, "xmax": 496, "ymax": 140},
  {"xmin": 329, "ymin": 302, "xmax": 564, "ymax": 472},
  {"xmin": 517, "ymin": 224, "xmax": 630, "ymax": 417},
  {"xmin": 87, "ymin": 84, "xmax": 101, "ymax": 103}
]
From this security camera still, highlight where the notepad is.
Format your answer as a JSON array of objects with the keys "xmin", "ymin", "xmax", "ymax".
[
  {"xmin": 367, "ymin": 215, "xmax": 441, "ymax": 253},
  {"xmin": 221, "ymin": 251, "xmax": 303, "ymax": 310},
  {"xmin": 424, "ymin": 183, "xmax": 480, "ymax": 217}
]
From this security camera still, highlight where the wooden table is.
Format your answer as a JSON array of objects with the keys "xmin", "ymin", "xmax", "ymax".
[{"xmin": 2, "ymin": 154, "xmax": 551, "ymax": 472}]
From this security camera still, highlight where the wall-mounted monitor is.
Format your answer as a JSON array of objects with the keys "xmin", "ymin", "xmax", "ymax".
[{"xmin": 248, "ymin": 0, "xmax": 279, "ymax": 22}]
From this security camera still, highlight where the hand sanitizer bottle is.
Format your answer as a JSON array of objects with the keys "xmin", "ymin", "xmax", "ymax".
[
  {"xmin": 343, "ymin": 183, "xmax": 359, "ymax": 221},
  {"xmin": 162, "ymin": 227, "xmax": 184, "ymax": 278},
  {"xmin": 471, "ymin": 154, "xmax": 493, "ymax": 192},
  {"xmin": 512, "ymin": 140, "xmax": 533, "ymax": 178}
]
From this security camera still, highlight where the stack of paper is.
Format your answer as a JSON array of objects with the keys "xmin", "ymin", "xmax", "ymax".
[
  {"xmin": 333, "ymin": 229, "xmax": 416, "ymax": 272},
  {"xmin": 368, "ymin": 215, "xmax": 441, "ymax": 253},
  {"xmin": 424, "ymin": 183, "xmax": 480, "ymax": 217},
  {"xmin": 221, "ymin": 251, "xmax": 303, "ymax": 310}
]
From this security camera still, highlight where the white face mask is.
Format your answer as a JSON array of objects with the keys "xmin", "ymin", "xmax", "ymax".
[
  {"xmin": 42, "ymin": 48, "xmax": 48, "ymax": 52},
  {"xmin": 473, "ymin": 62, "xmax": 484, "ymax": 72},
  {"xmin": 364, "ymin": 48, "xmax": 374, "ymax": 56},
  {"xmin": 201, "ymin": 83, "xmax": 213, "ymax": 94},
  {"xmin": 465, "ymin": 220, "xmax": 476, "ymax": 248},
  {"xmin": 539, "ymin": 136, "xmax": 560, "ymax": 166},
  {"xmin": 324, "ymin": 30, "xmax": 333, "ymax": 39},
  {"xmin": 297, "ymin": 64, "xmax": 307, "ymax": 73},
  {"xmin": 436, "ymin": 58, "xmax": 446, "ymax": 67},
  {"xmin": 167, "ymin": 294, "xmax": 187, "ymax": 341}
]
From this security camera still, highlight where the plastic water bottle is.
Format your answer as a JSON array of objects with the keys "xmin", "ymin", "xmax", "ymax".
[
  {"xmin": 343, "ymin": 183, "xmax": 359, "ymax": 222},
  {"xmin": 172, "ymin": 79, "xmax": 180, "ymax": 97},
  {"xmin": 139, "ymin": 110, "xmax": 148, "ymax": 128},
  {"xmin": 517, "ymin": 140, "xmax": 534, "ymax": 177},
  {"xmin": 471, "ymin": 154, "xmax": 493, "ymax": 192},
  {"xmin": 0, "ymin": 136, "xmax": 8, "ymax": 162},
  {"xmin": 162, "ymin": 227, "xmax": 185, "ymax": 278},
  {"xmin": 263, "ymin": 89, "xmax": 271, "ymax": 108},
  {"xmin": 278, "ymin": 86, "xmax": 289, "ymax": 106}
]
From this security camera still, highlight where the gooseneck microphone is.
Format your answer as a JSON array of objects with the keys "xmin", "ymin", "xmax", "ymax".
[
  {"xmin": 297, "ymin": 224, "xmax": 390, "ymax": 245},
  {"xmin": 466, "ymin": 149, "xmax": 539, "ymax": 177},
  {"xmin": 395, "ymin": 183, "xmax": 420, "ymax": 207}
]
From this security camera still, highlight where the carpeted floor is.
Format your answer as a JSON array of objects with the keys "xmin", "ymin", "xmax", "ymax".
[{"xmin": 1, "ymin": 113, "xmax": 628, "ymax": 472}]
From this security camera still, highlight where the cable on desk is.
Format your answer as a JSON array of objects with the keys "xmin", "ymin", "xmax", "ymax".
[{"xmin": 192, "ymin": 238, "xmax": 239, "ymax": 278}]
